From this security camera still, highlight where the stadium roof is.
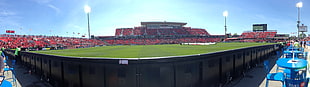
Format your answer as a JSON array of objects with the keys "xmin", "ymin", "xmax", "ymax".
[{"xmin": 141, "ymin": 22, "xmax": 187, "ymax": 25}]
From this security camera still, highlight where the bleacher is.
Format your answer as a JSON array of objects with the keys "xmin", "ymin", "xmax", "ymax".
[
  {"xmin": 123, "ymin": 28, "xmax": 133, "ymax": 36},
  {"xmin": 0, "ymin": 34, "xmax": 106, "ymax": 49},
  {"xmin": 224, "ymin": 31, "xmax": 281, "ymax": 42},
  {"xmin": 97, "ymin": 22, "xmax": 225, "ymax": 45},
  {"xmin": 99, "ymin": 22, "xmax": 224, "ymax": 45},
  {"xmin": 187, "ymin": 29, "xmax": 210, "ymax": 36},
  {"xmin": 240, "ymin": 32, "xmax": 277, "ymax": 39},
  {"xmin": 103, "ymin": 37, "xmax": 222, "ymax": 45},
  {"xmin": 174, "ymin": 29, "xmax": 189, "ymax": 35},
  {"xmin": 146, "ymin": 29, "xmax": 158, "ymax": 35},
  {"xmin": 133, "ymin": 27, "xmax": 145, "ymax": 36},
  {"xmin": 115, "ymin": 29, "xmax": 122, "ymax": 36},
  {"xmin": 116, "ymin": 27, "xmax": 210, "ymax": 36}
]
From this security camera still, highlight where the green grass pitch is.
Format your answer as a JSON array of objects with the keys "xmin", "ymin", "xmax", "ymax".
[{"xmin": 32, "ymin": 43, "xmax": 277, "ymax": 58}]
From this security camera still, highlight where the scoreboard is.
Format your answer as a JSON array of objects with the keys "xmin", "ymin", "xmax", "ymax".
[{"xmin": 253, "ymin": 24, "xmax": 267, "ymax": 31}]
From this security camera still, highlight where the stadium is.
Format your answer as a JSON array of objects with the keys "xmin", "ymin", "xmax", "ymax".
[
  {"xmin": 0, "ymin": 21, "xmax": 291, "ymax": 50},
  {"xmin": 2, "ymin": 0, "xmax": 310, "ymax": 87},
  {"xmin": 1, "ymin": 21, "xmax": 293, "ymax": 87}
]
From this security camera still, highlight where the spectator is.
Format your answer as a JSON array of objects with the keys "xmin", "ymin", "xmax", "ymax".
[
  {"xmin": 14, "ymin": 46, "xmax": 21, "ymax": 63},
  {"xmin": 0, "ymin": 51, "xmax": 5, "ymax": 77},
  {"xmin": 294, "ymin": 41, "xmax": 300, "ymax": 48},
  {"xmin": 303, "ymin": 41, "xmax": 306, "ymax": 48},
  {"xmin": 1, "ymin": 47, "xmax": 4, "ymax": 51}
]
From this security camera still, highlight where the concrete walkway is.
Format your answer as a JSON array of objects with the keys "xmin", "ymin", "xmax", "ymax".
[
  {"xmin": 229, "ymin": 47, "xmax": 310, "ymax": 87},
  {"xmin": 4, "ymin": 62, "xmax": 52, "ymax": 87}
]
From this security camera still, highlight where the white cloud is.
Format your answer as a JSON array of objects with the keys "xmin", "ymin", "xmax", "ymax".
[
  {"xmin": 0, "ymin": 8, "xmax": 22, "ymax": 32},
  {"xmin": 73, "ymin": 25, "xmax": 84, "ymax": 30},
  {"xmin": 253, "ymin": 14, "xmax": 266, "ymax": 20},
  {"xmin": 31, "ymin": 0, "xmax": 52, "ymax": 4},
  {"xmin": 0, "ymin": 1, "xmax": 12, "ymax": 16},
  {"xmin": 47, "ymin": 4, "xmax": 60, "ymax": 14},
  {"xmin": 0, "ymin": 16, "xmax": 22, "ymax": 30},
  {"xmin": 30, "ymin": 0, "xmax": 60, "ymax": 14},
  {"xmin": 65, "ymin": 24, "xmax": 83, "ymax": 30},
  {"xmin": 0, "ymin": 10, "xmax": 16, "ymax": 16}
]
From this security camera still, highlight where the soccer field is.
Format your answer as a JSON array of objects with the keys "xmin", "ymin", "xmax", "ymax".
[{"xmin": 32, "ymin": 43, "xmax": 276, "ymax": 58}]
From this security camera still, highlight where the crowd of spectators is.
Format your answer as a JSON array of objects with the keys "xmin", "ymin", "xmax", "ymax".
[
  {"xmin": 224, "ymin": 31, "xmax": 286, "ymax": 42},
  {"xmin": 105, "ymin": 27, "xmax": 222, "ymax": 45},
  {"xmin": 239, "ymin": 32, "xmax": 277, "ymax": 39},
  {"xmin": 115, "ymin": 27, "xmax": 210, "ymax": 36},
  {"xmin": 104, "ymin": 37, "xmax": 221, "ymax": 45},
  {"xmin": 0, "ymin": 34, "xmax": 106, "ymax": 50},
  {"xmin": 0, "ymin": 34, "xmax": 223, "ymax": 50}
]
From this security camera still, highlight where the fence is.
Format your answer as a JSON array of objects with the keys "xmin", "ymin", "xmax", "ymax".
[{"xmin": 4, "ymin": 44, "xmax": 280, "ymax": 87}]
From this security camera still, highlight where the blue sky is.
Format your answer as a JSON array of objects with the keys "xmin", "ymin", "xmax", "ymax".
[{"xmin": 0, "ymin": 0, "xmax": 309, "ymax": 38}]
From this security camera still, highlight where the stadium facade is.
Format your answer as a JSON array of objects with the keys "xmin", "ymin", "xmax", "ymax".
[
  {"xmin": 95, "ymin": 22, "xmax": 289, "ymax": 45},
  {"xmin": 96, "ymin": 21, "xmax": 225, "ymax": 45}
]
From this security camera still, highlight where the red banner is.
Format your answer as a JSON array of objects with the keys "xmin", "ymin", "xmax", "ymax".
[{"xmin": 6, "ymin": 30, "xmax": 15, "ymax": 33}]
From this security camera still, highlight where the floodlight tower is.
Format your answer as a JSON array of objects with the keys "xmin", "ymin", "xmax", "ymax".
[
  {"xmin": 84, "ymin": 5, "xmax": 91, "ymax": 39},
  {"xmin": 296, "ymin": 2, "xmax": 302, "ymax": 38},
  {"xmin": 223, "ymin": 11, "xmax": 228, "ymax": 38}
]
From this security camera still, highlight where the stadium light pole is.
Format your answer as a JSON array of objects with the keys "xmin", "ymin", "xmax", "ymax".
[
  {"xmin": 84, "ymin": 5, "xmax": 91, "ymax": 39},
  {"xmin": 296, "ymin": 2, "xmax": 302, "ymax": 39},
  {"xmin": 223, "ymin": 11, "xmax": 228, "ymax": 38}
]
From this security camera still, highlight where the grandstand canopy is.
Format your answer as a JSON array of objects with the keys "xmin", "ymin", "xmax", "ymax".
[
  {"xmin": 141, "ymin": 22, "xmax": 187, "ymax": 25},
  {"xmin": 141, "ymin": 22, "xmax": 187, "ymax": 29}
]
